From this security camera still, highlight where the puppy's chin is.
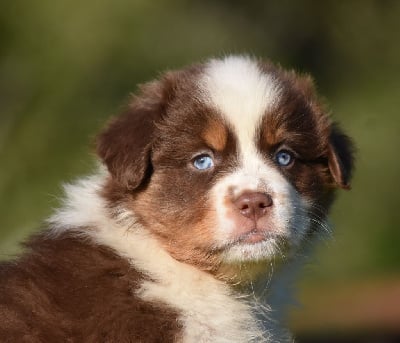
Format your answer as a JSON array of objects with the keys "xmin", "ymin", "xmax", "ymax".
[{"xmin": 219, "ymin": 232, "xmax": 292, "ymax": 264}]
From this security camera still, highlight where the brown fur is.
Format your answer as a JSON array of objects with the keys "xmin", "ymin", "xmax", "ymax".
[{"xmin": 0, "ymin": 231, "xmax": 181, "ymax": 342}]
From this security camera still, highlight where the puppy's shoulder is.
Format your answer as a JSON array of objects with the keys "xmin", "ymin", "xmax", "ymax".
[{"xmin": 0, "ymin": 230, "xmax": 182, "ymax": 342}]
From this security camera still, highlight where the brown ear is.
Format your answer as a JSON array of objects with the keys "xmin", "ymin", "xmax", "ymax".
[
  {"xmin": 328, "ymin": 124, "xmax": 355, "ymax": 190},
  {"xmin": 96, "ymin": 81, "xmax": 167, "ymax": 190}
]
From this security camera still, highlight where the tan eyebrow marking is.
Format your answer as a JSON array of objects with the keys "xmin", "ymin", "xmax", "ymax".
[{"xmin": 202, "ymin": 118, "xmax": 228, "ymax": 152}]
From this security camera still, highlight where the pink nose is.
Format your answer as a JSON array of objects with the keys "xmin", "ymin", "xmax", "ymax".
[{"xmin": 234, "ymin": 192, "xmax": 273, "ymax": 221}]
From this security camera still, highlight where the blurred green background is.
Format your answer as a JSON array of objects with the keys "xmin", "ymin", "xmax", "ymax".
[{"xmin": 1, "ymin": 0, "xmax": 399, "ymax": 341}]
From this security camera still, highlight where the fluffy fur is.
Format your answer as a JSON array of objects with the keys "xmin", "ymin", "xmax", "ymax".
[{"xmin": 0, "ymin": 56, "xmax": 354, "ymax": 342}]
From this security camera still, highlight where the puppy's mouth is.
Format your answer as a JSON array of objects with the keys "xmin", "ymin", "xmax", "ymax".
[
  {"xmin": 237, "ymin": 230, "xmax": 281, "ymax": 244},
  {"xmin": 229, "ymin": 229, "xmax": 286, "ymax": 247}
]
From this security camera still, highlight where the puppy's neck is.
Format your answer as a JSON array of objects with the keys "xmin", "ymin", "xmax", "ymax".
[{"xmin": 214, "ymin": 258, "xmax": 284, "ymax": 291}]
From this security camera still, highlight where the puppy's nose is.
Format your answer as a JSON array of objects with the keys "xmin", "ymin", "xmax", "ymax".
[{"xmin": 234, "ymin": 192, "xmax": 273, "ymax": 220}]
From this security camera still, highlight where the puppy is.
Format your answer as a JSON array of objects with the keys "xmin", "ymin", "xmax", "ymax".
[{"xmin": 0, "ymin": 56, "xmax": 353, "ymax": 342}]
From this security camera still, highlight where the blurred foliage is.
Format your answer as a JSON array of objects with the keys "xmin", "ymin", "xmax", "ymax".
[{"xmin": 0, "ymin": 0, "xmax": 400, "ymax": 330}]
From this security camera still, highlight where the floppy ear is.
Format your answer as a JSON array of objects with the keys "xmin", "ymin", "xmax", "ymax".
[
  {"xmin": 96, "ymin": 80, "xmax": 167, "ymax": 190},
  {"xmin": 327, "ymin": 124, "xmax": 355, "ymax": 190}
]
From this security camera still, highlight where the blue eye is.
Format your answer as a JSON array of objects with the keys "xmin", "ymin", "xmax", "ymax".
[
  {"xmin": 275, "ymin": 150, "xmax": 294, "ymax": 167},
  {"xmin": 193, "ymin": 154, "xmax": 214, "ymax": 170}
]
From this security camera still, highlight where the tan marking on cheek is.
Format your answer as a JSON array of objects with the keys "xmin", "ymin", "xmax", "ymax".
[
  {"xmin": 201, "ymin": 119, "xmax": 228, "ymax": 151},
  {"xmin": 131, "ymin": 190, "xmax": 222, "ymax": 271},
  {"xmin": 159, "ymin": 215, "xmax": 222, "ymax": 272}
]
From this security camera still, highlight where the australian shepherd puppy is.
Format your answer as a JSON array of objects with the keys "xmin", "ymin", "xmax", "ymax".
[{"xmin": 0, "ymin": 56, "xmax": 353, "ymax": 342}]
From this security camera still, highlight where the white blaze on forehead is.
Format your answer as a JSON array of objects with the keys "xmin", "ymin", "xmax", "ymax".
[{"xmin": 201, "ymin": 55, "xmax": 281, "ymax": 152}]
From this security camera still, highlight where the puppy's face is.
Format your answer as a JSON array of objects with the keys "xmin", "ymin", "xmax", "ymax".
[{"xmin": 97, "ymin": 57, "xmax": 353, "ymax": 272}]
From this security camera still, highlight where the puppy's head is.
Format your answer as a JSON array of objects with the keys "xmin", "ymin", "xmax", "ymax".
[{"xmin": 97, "ymin": 56, "xmax": 354, "ymax": 274}]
